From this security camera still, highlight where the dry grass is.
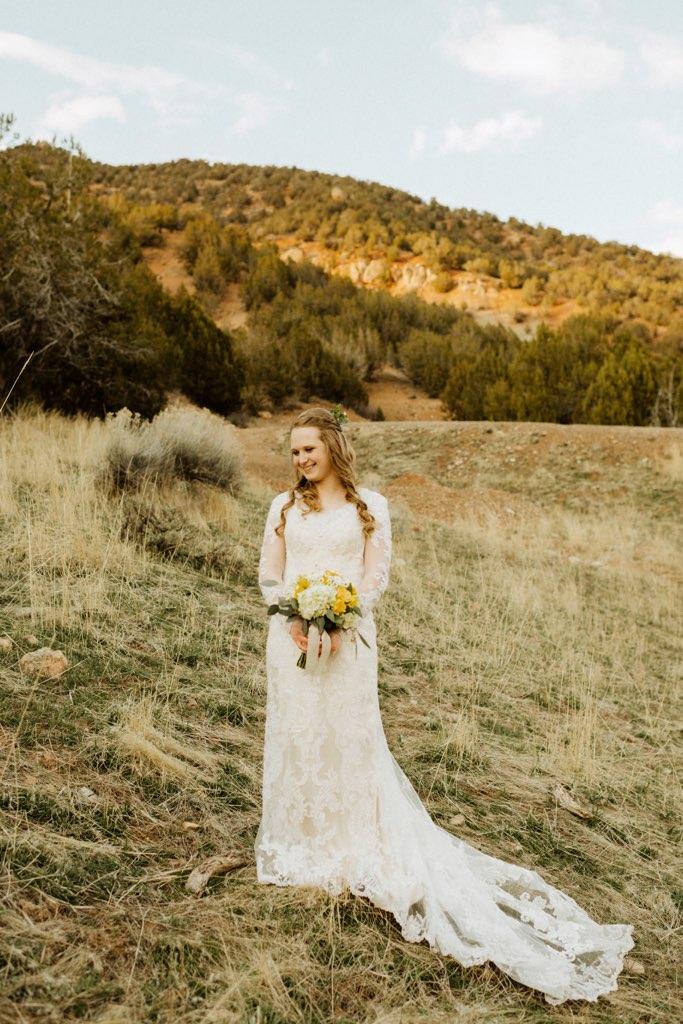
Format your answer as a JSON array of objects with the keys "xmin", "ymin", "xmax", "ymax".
[{"xmin": 0, "ymin": 407, "xmax": 681, "ymax": 1023}]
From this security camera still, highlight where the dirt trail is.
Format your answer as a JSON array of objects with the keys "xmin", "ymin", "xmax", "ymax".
[{"xmin": 366, "ymin": 364, "xmax": 446, "ymax": 420}]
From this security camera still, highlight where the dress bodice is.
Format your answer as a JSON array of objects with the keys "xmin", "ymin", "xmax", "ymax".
[
  {"xmin": 282, "ymin": 496, "xmax": 366, "ymax": 590},
  {"xmin": 258, "ymin": 486, "xmax": 392, "ymax": 616}
]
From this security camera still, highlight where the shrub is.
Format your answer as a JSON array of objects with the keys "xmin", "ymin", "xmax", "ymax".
[
  {"xmin": 161, "ymin": 290, "xmax": 245, "ymax": 415},
  {"xmin": 581, "ymin": 339, "xmax": 658, "ymax": 425},
  {"xmin": 103, "ymin": 405, "xmax": 243, "ymax": 492},
  {"xmin": 433, "ymin": 272, "xmax": 454, "ymax": 293},
  {"xmin": 399, "ymin": 330, "xmax": 454, "ymax": 397},
  {"xmin": 243, "ymin": 245, "xmax": 295, "ymax": 309},
  {"xmin": 521, "ymin": 275, "xmax": 544, "ymax": 305}
]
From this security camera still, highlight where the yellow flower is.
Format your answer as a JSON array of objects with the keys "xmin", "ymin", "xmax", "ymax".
[
  {"xmin": 293, "ymin": 576, "xmax": 310, "ymax": 596},
  {"xmin": 332, "ymin": 585, "xmax": 356, "ymax": 614}
]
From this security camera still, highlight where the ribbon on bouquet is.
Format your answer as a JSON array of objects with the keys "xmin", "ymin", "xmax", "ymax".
[{"xmin": 304, "ymin": 621, "xmax": 332, "ymax": 676}]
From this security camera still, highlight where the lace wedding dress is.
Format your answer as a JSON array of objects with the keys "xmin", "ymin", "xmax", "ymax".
[{"xmin": 256, "ymin": 486, "xmax": 634, "ymax": 1005}]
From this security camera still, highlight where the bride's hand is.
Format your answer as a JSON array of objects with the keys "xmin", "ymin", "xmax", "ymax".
[
  {"xmin": 290, "ymin": 619, "xmax": 341, "ymax": 655},
  {"xmin": 289, "ymin": 618, "xmax": 308, "ymax": 652},
  {"xmin": 328, "ymin": 629, "xmax": 342, "ymax": 655}
]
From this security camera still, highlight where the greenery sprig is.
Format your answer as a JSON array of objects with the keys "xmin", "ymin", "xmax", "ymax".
[{"xmin": 330, "ymin": 404, "xmax": 348, "ymax": 428}]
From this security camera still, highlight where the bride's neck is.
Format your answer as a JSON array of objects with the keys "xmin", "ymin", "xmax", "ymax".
[{"xmin": 310, "ymin": 474, "xmax": 347, "ymax": 503}]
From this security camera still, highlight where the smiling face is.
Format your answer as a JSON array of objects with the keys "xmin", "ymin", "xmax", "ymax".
[{"xmin": 290, "ymin": 425, "xmax": 336, "ymax": 484}]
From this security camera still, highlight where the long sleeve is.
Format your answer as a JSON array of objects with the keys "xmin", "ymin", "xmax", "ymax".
[
  {"xmin": 258, "ymin": 493, "xmax": 287, "ymax": 606},
  {"xmin": 358, "ymin": 493, "xmax": 392, "ymax": 614}
]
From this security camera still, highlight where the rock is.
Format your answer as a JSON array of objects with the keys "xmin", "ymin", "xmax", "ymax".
[
  {"xmin": 281, "ymin": 246, "xmax": 304, "ymax": 264},
  {"xmin": 0, "ymin": 637, "xmax": 12, "ymax": 652},
  {"xmin": 25, "ymin": 635, "xmax": 39, "ymax": 647},
  {"xmin": 74, "ymin": 786, "xmax": 98, "ymax": 804},
  {"xmin": 18, "ymin": 647, "xmax": 69, "ymax": 680},
  {"xmin": 395, "ymin": 263, "xmax": 435, "ymax": 292},
  {"xmin": 330, "ymin": 185, "xmax": 345, "ymax": 201},
  {"xmin": 347, "ymin": 258, "xmax": 368, "ymax": 284},
  {"xmin": 623, "ymin": 957, "xmax": 645, "ymax": 976},
  {"xmin": 361, "ymin": 258, "xmax": 388, "ymax": 284}
]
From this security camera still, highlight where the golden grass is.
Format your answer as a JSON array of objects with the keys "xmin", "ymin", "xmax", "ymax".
[{"xmin": 0, "ymin": 407, "xmax": 681, "ymax": 1023}]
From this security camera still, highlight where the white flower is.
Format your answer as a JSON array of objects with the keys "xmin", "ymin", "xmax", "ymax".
[{"xmin": 297, "ymin": 582, "xmax": 335, "ymax": 619}]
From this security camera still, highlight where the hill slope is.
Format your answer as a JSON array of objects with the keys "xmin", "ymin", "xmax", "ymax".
[
  {"xmin": 1, "ymin": 408, "xmax": 681, "ymax": 1022},
  {"xmin": 91, "ymin": 158, "xmax": 683, "ymax": 338}
]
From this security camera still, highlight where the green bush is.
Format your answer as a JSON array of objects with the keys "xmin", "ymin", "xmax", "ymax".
[
  {"xmin": 399, "ymin": 330, "xmax": 455, "ymax": 397},
  {"xmin": 582, "ymin": 338, "xmax": 658, "ymax": 425},
  {"xmin": 433, "ymin": 272, "xmax": 454, "ymax": 293}
]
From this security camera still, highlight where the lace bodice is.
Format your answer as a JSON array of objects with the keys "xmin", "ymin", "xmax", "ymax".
[{"xmin": 258, "ymin": 486, "xmax": 392, "ymax": 616}]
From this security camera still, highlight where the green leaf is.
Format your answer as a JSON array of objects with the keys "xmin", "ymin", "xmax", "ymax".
[{"xmin": 358, "ymin": 631, "xmax": 371, "ymax": 649}]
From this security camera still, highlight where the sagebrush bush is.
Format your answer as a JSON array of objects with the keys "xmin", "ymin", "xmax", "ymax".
[{"xmin": 103, "ymin": 405, "xmax": 243, "ymax": 491}]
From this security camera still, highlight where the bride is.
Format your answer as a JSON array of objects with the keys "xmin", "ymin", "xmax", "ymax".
[{"xmin": 256, "ymin": 405, "xmax": 634, "ymax": 1005}]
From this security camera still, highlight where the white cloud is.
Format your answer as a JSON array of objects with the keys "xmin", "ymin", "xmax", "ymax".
[
  {"xmin": 189, "ymin": 39, "xmax": 295, "ymax": 92},
  {"xmin": 647, "ymin": 199, "xmax": 683, "ymax": 257},
  {"xmin": 637, "ymin": 31, "xmax": 683, "ymax": 88},
  {"xmin": 230, "ymin": 92, "xmax": 286, "ymax": 137},
  {"xmin": 0, "ymin": 31, "xmax": 219, "ymax": 116},
  {"xmin": 650, "ymin": 199, "xmax": 683, "ymax": 225},
  {"xmin": 439, "ymin": 5, "xmax": 625, "ymax": 95},
  {"xmin": 409, "ymin": 126, "xmax": 428, "ymax": 158},
  {"xmin": 438, "ymin": 109, "xmax": 542, "ymax": 153},
  {"xmin": 37, "ymin": 94, "xmax": 126, "ymax": 136},
  {"xmin": 639, "ymin": 117, "xmax": 683, "ymax": 152}
]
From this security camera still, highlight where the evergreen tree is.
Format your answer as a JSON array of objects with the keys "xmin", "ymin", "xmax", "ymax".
[{"xmin": 582, "ymin": 340, "xmax": 658, "ymax": 425}]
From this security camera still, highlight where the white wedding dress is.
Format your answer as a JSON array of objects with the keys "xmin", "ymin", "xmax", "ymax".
[{"xmin": 255, "ymin": 486, "xmax": 634, "ymax": 1005}]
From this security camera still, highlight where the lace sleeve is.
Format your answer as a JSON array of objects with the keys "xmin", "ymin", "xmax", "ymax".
[
  {"xmin": 358, "ymin": 493, "xmax": 392, "ymax": 614},
  {"xmin": 258, "ymin": 493, "xmax": 287, "ymax": 606}
]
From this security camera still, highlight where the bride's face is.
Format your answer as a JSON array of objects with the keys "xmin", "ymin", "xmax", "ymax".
[{"xmin": 290, "ymin": 426, "xmax": 335, "ymax": 483}]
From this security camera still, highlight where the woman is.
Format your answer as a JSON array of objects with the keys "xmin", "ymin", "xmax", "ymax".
[{"xmin": 256, "ymin": 406, "xmax": 633, "ymax": 1005}]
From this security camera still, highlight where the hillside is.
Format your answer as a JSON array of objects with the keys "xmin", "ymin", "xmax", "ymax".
[
  {"xmin": 1, "ymin": 406, "xmax": 681, "ymax": 1023},
  {"xmin": 90, "ymin": 158, "xmax": 683, "ymax": 339},
  {"xmin": 3, "ymin": 136, "xmax": 681, "ymax": 429}
]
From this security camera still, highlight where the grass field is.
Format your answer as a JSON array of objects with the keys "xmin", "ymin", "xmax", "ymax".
[{"xmin": 0, "ymin": 406, "xmax": 681, "ymax": 1023}]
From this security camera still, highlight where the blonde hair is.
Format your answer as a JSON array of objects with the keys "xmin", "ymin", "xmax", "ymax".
[{"xmin": 274, "ymin": 407, "xmax": 376, "ymax": 540}]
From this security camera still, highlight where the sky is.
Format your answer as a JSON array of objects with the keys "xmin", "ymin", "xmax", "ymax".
[{"xmin": 1, "ymin": 1, "xmax": 682, "ymax": 257}]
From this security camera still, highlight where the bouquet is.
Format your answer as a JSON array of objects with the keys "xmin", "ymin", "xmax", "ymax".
[{"xmin": 264, "ymin": 569, "xmax": 370, "ymax": 673}]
